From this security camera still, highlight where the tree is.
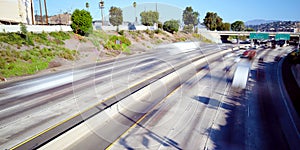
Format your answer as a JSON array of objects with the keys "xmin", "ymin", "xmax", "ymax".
[
  {"xmin": 133, "ymin": 2, "xmax": 137, "ymax": 23},
  {"xmin": 163, "ymin": 19, "xmax": 179, "ymax": 33},
  {"xmin": 245, "ymin": 27, "xmax": 255, "ymax": 31},
  {"xmin": 109, "ymin": 7, "xmax": 123, "ymax": 27},
  {"xmin": 85, "ymin": 2, "xmax": 89, "ymax": 10},
  {"xmin": 223, "ymin": 22, "xmax": 231, "ymax": 31},
  {"xmin": 215, "ymin": 16, "xmax": 223, "ymax": 31},
  {"xmin": 203, "ymin": 12, "xmax": 224, "ymax": 31},
  {"xmin": 182, "ymin": 6, "xmax": 199, "ymax": 27},
  {"xmin": 140, "ymin": 11, "xmax": 159, "ymax": 26},
  {"xmin": 231, "ymin": 21, "xmax": 245, "ymax": 31},
  {"xmin": 71, "ymin": 9, "xmax": 93, "ymax": 36},
  {"xmin": 183, "ymin": 24, "xmax": 194, "ymax": 33}
]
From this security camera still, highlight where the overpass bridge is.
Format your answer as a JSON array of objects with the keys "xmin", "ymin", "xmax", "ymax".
[
  {"xmin": 216, "ymin": 31, "xmax": 300, "ymax": 44},
  {"xmin": 218, "ymin": 31, "xmax": 300, "ymax": 37}
]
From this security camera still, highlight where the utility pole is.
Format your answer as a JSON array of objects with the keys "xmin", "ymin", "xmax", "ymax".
[
  {"xmin": 44, "ymin": 0, "xmax": 48, "ymax": 25},
  {"xmin": 30, "ymin": 0, "xmax": 34, "ymax": 24},
  {"xmin": 39, "ymin": 0, "xmax": 43, "ymax": 24},
  {"xmin": 99, "ymin": 0, "xmax": 104, "ymax": 26}
]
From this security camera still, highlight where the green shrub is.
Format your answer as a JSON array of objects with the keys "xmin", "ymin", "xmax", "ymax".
[
  {"xmin": 183, "ymin": 24, "xmax": 193, "ymax": 33},
  {"xmin": 20, "ymin": 23, "xmax": 28, "ymax": 35},
  {"xmin": 71, "ymin": 9, "xmax": 93, "ymax": 36},
  {"xmin": 0, "ymin": 33, "xmax": 23, "ymax": 46},
  {"xmin": 104, "ymin": 35, "xmax": 131, "ymax": 52},
  {"xmin": 163, "ymin": 19, "xmax": 179, "ymax": 34},
  {"xmin": 49, "ymin": 31, "xmax": 71, "ymax": 41},
  {"xmin": 109, "ymin": 35, "xmax": 131, "ymax": 46},
  {"xmin": 175, "ymin": 37, "xmax": 187, "ymax": 42},
  {"xmin": 157, "ymin": 22, "xmax": 163, "ymax": 29},
  {"xmin": 0, "ymin": 47, "xmax": 78, "ymax": 77},
  {"xmin": 118, "ymin": 30, "xmax": 125, "ymax": 36},
  {"xmin": 154, "ymin": 29, "xmax": 163, "ymax": 34},
  {"xmin": 149, "ymin": 32, "xmax": 154, "ymax": 38}
]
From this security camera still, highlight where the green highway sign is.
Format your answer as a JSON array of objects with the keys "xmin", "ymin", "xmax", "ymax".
[
  {"xmin": 275, "ymin": 34, "xmax": 290, "ymax": 40},
  {"xmin": 250, "ymin": 33, "xmax": 269, "ymax": 40}
]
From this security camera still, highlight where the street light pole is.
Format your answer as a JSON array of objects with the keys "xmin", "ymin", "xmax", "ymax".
[
  {"xmin": 133, "ymin": 2, "xmax": 137, "ymax": 24},
  {"xmin": 99, "ymin": 0, "xmax": 104, "ymax": 26}
]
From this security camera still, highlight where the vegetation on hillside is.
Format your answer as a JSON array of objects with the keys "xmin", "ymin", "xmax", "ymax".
[
  {"xmin": 0, "ymin": 46, "xmax": 77, "ymax": 77},
  {"xmin": 0, "ymin": 24, "xmax": 78, "ymax": 78},
  {"xmin": 0, "ymin": 21, "xmax": 215, "ymax": 79},
  {"xmin": 104, "ymin": 35, "xmax": 131, "ymax": 53}
]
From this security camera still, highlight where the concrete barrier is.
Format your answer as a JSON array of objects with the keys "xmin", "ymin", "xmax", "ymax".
[
  {"xmin": 0, "ymin": 25, "xmax": 72, "ymax": 33},
  {"xmin": 95, "ymin": 25, "xmax": 154, "ymax": 31}
]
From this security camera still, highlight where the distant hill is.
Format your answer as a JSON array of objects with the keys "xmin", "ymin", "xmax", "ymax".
[
  {"xmin": 245, "ymin": 19, "xmax": 279, "ymax": 26},
  {"xmin": 246, "ymin": 20, "xmax": 299, "ymax": 32}
]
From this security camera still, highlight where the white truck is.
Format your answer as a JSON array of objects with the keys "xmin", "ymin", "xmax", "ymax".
[{"xmin": 231, "ymin": 61, "xmax": 251, "ymax": 89}]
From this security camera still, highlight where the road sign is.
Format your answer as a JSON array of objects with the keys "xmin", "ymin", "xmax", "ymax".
[
  {"xmin": 275, "ymin": 34, "xmax": 290, "ymax": 40},
  {"xmin": 250, "ymin": 33, "xmax": 269, "ymax": 40}
]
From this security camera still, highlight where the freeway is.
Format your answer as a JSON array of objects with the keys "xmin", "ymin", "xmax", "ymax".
[
  {"xmin": 105, "ymin": 46, "xmax": 298, "ymax": 150},
  {"xmin": 40, "ymin": 46, "xmax": 299, "ymax": 149},
  {"xmin": 0, "ymin": 42, "xmax": 229, "ymax": 149}
]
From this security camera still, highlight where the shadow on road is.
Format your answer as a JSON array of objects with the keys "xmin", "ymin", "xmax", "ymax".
[
  {"xmin": 117, "ymin": 111, "xmax": 183, "ymax": 150},
  {"xmin": 197, "ymin": 60, "xmax": 292, "ymax": 149}
]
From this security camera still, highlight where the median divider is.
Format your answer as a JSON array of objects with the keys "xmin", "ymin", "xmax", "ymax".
[{"xmin": 11, "ymin": 46, "xmax": 236, "ymax": 150}]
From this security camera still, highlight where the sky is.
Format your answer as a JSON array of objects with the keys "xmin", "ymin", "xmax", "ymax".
[{"xmin": 33, "ymin": 0, "xmax": 300, "ymax": 23}]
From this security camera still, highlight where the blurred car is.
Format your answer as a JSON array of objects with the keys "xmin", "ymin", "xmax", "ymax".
[{"xmin": 241, "ymin": 50, "xmax": 256, "ymax": 60}]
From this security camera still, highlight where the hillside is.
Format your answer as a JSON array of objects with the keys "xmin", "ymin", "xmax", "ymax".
[
  {"xmin": 245, "ymin": 19, "xmax": 279, "ymax": 26},
  {"xmin": 0, "ymin": 29, "xmax": 212, "ymax": 82},
  {"xmin": 246, "ymin": 20, "xmax": 299, "ymax": 32}
]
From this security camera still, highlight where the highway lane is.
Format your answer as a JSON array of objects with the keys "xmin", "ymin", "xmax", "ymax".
[
  {"xmin": 39, "ymin": 46, "xmax": 240, "ymax": 149},
  {"xmin": 245, "ymin": 46, "xmax": 297, "ymax": 150},
  {"xmin": 0, "ymin": 43, "xmax": 228, "ymax": 149},
  {"xmin": 106, "ymin": 47, "xmax": 240, "ymax": 150},
  {"xmin": 104, "ymin": 46, "xmax": 297, "ymax": 149}
]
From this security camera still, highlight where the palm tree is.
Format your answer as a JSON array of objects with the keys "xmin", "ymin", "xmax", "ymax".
[
  {"xmin": 86, "ymin": 2, "xmax": 89, "ymax": 10},
  {"xmin": 133, "ymin": 2, "xmax": 137, "ymax": 23}
]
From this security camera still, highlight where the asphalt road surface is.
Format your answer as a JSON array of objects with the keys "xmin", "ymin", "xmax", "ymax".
[
  {"xmin": 40, "ymin": 46, "xmax": 299, "ymax": 150},
  {"xmin": 0, "ymin": 43, "xmax": 228, "ymax": 149},
  {"xmin": 106, "ymin": 46, "xmax": 296, "ymax": 150}
]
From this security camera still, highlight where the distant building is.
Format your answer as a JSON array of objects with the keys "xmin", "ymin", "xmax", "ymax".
[
  {"xmin": 0, "ymin": 0, "xmax": 35, "ymax": 25},
  {"xmin": 49, "ymin": 13, "xmax": 71, "ymax": 25},
  {"xmin": 93, "ymin": 20, "xmax": 111, "ymax": 30}
]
